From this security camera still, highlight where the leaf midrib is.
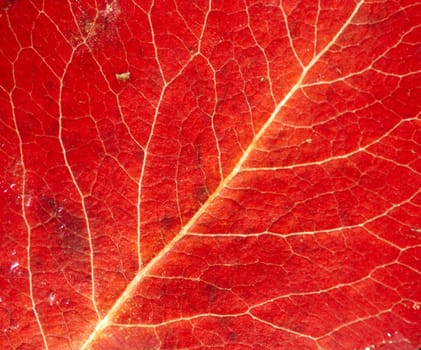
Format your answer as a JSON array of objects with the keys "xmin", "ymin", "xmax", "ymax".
[{"xmin": 80, "ymin": 1, "xmax": 364, "ymax": 348}]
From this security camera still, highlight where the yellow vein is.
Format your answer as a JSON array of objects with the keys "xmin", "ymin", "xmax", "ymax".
[
  {"xmin": 58, "ymin": 50, "xmax": 100, "ymax": 320},
  {"xmin": 10, "ymin": 79, "xmax": 49, "ymax": 350}
]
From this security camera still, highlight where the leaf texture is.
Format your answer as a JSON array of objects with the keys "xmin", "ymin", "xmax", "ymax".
[{"xmin": 0, "ymin": 0, "xmax": 420, "ymax": 349}]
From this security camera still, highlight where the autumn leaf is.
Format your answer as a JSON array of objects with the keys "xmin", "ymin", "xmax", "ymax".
[{"xmin": 0, "ymin": 0, "xmax": 420, "ymax": 349}]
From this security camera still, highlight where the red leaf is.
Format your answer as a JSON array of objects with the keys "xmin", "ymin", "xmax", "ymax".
[{"xmin": 1, "ymin": 0, "xmax": 420, "ymax": 349}]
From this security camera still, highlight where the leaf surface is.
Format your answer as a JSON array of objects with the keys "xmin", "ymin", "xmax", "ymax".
[{"xmin": 0, "ymin": 0, "xmax": 420, "ymax": 349}]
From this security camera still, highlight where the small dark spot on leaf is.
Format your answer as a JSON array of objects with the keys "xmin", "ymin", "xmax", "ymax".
[
  {"xmin": 40, "ymin": 195, "xmax": 56, "ymax": 213},
  {"xmin": 229, "ymin": 331, "xmax": 237, "ymax": 341},
  {"xmin": 39, "ymin": 195, "xmax": 88, "ymax": 255},
  {"xmin": 0, "ymin": 0, "xmax": 15, "ymax": 11},
  {"xmin": 45, "ymin": 80, "xmax": 55, "ymax": 91},
  {"xmin": 195, "ymin": 144, "xmax": 201, "ymax": 166},
  {"xmin": 207, "ymin": 284, "xmax": 218, "ymax": 303},
  {"xmin": 30, "ymin": 256, "xmax": 42, "ymax": 267},
  {"xmin": 160, "ymin": 216, "xmax": 174, "ymax": 230},
  {"xmin": 194, "ymin": 186, "xmax": 209, "ymax": 204}
]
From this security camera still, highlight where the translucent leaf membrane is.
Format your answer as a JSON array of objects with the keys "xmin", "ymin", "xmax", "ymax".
[{"xmin": 0, "ymin": 0, "xmax": 420, "ymax": 349}]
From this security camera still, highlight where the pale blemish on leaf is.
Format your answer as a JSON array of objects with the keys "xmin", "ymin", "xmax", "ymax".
[{"xmin": 115, "ymin": 71, "xmax": 130, "ymax": 81}]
